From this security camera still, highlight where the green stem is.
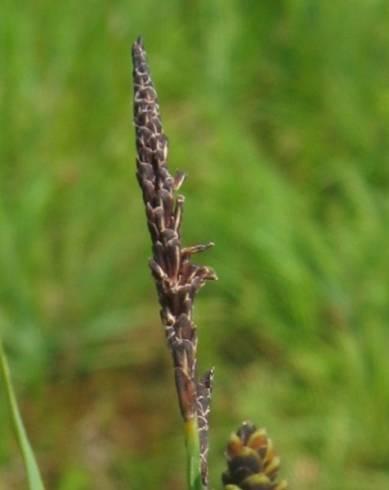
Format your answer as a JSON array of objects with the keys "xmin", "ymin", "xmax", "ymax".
[
  {"xmin": 184, "ymin": 418, "xmax": 204, "ymax": 490},
  {"xmin": 0, "ymin": 338, "xmax": 45, "ymax": 490}
]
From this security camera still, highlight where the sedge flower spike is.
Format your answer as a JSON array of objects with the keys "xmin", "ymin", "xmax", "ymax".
[
  {"xmin": 222, "ymin": 422, "xmax": 287, "ymax": 490},
  {"xmin": 132, "ymin": 37, "xmax": 216, "ymax": 488}
]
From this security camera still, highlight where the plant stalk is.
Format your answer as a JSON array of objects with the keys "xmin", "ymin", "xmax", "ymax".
[{"xmin": 185, "ymin": 419, "xmax": 203, "ymax": 490}]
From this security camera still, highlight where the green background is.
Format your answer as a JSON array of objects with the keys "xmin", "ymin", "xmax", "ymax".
[{"xmin": 1, "ymin": 1, "xmax": 389, "ymax": 488}]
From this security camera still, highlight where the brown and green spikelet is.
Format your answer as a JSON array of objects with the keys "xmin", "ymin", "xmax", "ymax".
[{"xmin": 222, "ymin": 422, "xmax": 287, "ymax": 490}]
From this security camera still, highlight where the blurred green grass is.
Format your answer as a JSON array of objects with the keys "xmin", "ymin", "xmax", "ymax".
[{"xmin": 1, "ymin": 0, "xmax": 389, "ymax": 488}]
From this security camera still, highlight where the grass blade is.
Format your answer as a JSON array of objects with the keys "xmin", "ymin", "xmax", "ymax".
[{"xmin": 0, "ymin": 338, "xmax": 45, "ymax": 490}]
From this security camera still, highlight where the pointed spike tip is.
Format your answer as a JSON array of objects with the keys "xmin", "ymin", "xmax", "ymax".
[{"xmin": 132, "ymin": 36, "xmax": 145, "ymax": 57}]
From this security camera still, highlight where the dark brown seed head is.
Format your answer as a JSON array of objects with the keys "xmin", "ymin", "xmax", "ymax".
[{"xmin": 132, "ymin": 38, "xmax": 217, "ymax": 487}]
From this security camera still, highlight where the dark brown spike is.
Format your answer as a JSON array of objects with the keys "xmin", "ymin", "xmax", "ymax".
[{"xmin": 132, "ymin": 38, "xmax": 217, "ymax": 488}]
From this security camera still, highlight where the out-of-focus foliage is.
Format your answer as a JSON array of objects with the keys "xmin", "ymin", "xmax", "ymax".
[{"xmin": 1, "ymin": 1, "xmax": 389, "ymax": 488}]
